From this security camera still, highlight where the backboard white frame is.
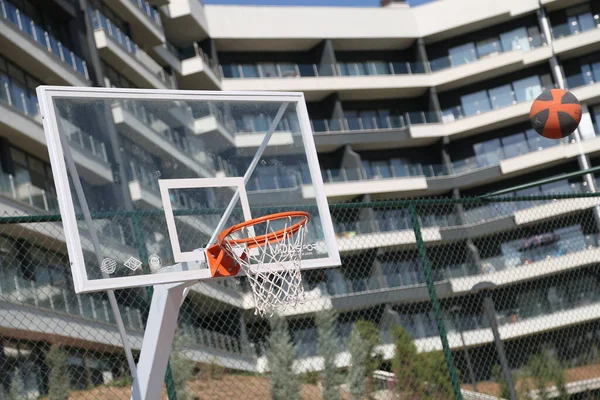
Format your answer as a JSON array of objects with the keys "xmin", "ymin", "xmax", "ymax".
[
  {"xmin": 36, "ymin": 86, "xmax": 341, "ymax": 294},
  {"xmin": 159, "ymin": 177, "xmax": 252, "ymax": 263}
]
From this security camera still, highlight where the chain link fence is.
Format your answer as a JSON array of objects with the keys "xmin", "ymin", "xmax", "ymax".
[{"xmin": 1, "ymin": 193, "xmax": 600, "ymax": 399}]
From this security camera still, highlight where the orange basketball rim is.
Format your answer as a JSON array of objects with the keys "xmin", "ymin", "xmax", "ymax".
[{"xmin": 206, "ymin": 211, "xmax": 310, "ymax": 277}]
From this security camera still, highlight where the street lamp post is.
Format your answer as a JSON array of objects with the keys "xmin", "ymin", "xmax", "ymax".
[
  {"xmin": 449, "ymin": 305, "xmax": 478, "ymax": 392},
  {"xmin": 472, "ymin": 282, "xmax": 517, "ymax": 400}
]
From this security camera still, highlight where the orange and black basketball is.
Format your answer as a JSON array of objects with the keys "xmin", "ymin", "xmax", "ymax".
[{"xmin": 529, "ymin": 89, "xmax": 582, "ymax": 139}]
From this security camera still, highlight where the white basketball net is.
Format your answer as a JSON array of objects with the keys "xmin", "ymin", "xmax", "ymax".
[{"xmin": 221, "ymin": 215, "xmax": 308, "ymax": 317}]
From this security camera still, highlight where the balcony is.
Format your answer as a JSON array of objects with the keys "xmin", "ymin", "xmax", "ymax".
[
  {"xmin": 552, "ymin": 12, "xmax": 600, "ymax": 58},
  {"xmin": 91, "ymin": 9, "xmax": 174, "ymax": 89},
  {"xmin": 112, "ymin": 100, "xmax": 216, "ymax": 178},
  {"xmin": 127, "ymin": 160, "xmax": 216, "ymax": 237},
  {"xmin": 287, "ymin": 289, "xmax": 600, "ymax": 373},
  {"xmin": 160, "ymin": 0, "xmax": 209, "ymax": 45},
  {"xmin": 102, "ymin": 0, "xmax": 165, "ymax": 46},
  {"xmin": 0, "ymin": 75, "xmax": 114, "ymax": 185},
  {"xmin": 155, "ymin": 42, "xmax": 221, "ymax": 90},
  {"xmin": 0, "ymin": 0, "xmax": 89, "ymax": 85},
  {"xmin": 422, "ymin": 81, "xmax": 555, "ymax": 140},
  {"xmin": 311, "ymin": 113, "xmax": 439, "ymax": 151},
  {"xmin": 221, "ymin": 61, "xmax": 429, "ymax": 101},
  {"xmin": 429, "ymin": 33, "xmax": 551, "ymax": 91},
  {"xmin": 0, "ymin": 271, "xmax": 255, "ymax": 364}
]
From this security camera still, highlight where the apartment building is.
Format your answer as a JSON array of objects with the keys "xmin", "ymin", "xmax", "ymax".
[{"xmin": 2, "ymin": 0, "xmax": 600, "ymax": 397}]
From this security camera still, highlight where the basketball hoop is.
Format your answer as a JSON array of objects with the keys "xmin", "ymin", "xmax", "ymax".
[{"xmin": 206, "ymin": 211, "xmax": 310, "ymax": 317}]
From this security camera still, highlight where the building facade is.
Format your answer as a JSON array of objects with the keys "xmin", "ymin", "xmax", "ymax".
[{"xmin": 1, "ymin": 0, "xmax": 600, "ymax": 397}]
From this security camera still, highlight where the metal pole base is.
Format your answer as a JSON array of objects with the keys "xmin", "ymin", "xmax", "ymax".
[{"xmin": 131, "ymin": 284, "xmax": 186, "ymax": 400}]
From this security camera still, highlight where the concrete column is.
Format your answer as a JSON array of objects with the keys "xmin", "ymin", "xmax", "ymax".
[
  {"xmin": 429, "ymin": 87, "xmax": 443, "ymax": 122},
  {"xmin": 536, "ymin": 7, "xmax": 553, "ymax": 47},
  {"xmin": 309, "ymin": 39, "xmax": 337, "ymax": 76},
  {"xmin": 441, "ymin": 136, "xmax": 453, "ymax": 175},
  {"xmin": 417, "ymin": 38, "xmax": 431, "ymax": 73},
  {"xmin": 340, "ymin": 144, "xmax": 361, "ymax": 169},
  {"xmin": 453, "ymin": 189, "xmax": 483, "ymax": 272},
  {"xmin": 78, "ymin": 0, "xmax": 105, "ymax": 86},
  {"xmin": 238, "ymin": 312, "xmax": 251, "ymax": 355},
  {"xmin": 322, "ymin": 93, "xmax": 344, "ymax": 121}
]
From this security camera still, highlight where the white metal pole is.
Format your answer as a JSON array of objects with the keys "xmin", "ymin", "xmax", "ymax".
[{"xmin": 131, "ymin": 284, "xmax": 186, "ymax": 400}]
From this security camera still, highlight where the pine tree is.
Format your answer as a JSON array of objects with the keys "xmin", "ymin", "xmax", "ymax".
[
  {"xmin": 347, "ymin": 326, "xmax": 368, "ymax": 400},
  {"xmin": 391, "ymin": 325, "xmax": 421, "ymax": 397},
  {"xmin": 7, "ymin": 368, "xmax": 23, "ymax": 400},
  {"xmin": 46, "ymin": 345, "xmax": 70, "ymax": 400},
  {"xmin": 354, "ymin": 320, "xmax": 381, "ymax": 398},
  {"xmin": 266, "ymin": 315, "xmax": 300, "ymax": 400},
  {"xmin": 315, "ymin": 310, "xmax": 341, "ymax": 400},
  {"xmin": 418, "ymin": 351, "xmax": 453, "ymax": 399}
]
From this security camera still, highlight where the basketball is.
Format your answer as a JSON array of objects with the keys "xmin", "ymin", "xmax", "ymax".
[{"xmin": 529, "ymin": 89, "xmax": 582, "ymax": 139}]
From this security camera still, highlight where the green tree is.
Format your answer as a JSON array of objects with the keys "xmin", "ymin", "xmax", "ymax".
[
  {"xmin": 46, "ymin": 345, "xmax": 70, "ymax": 400},
  {"xmin": 7, "ymin": 368, "xmax": 23, "ymax": 400},
  {"xmin": 390, "ymin": 325, "xmax": 421, "ymax": 397},
  {"xmin": 266, "ymin": 315, "xmax": 300, "ymax": 400},
  {"xmin": 347, "ymin": 320, "xmax": 381, "ymax": 399},
  {"xmin": 170, "ymin": 334, "xmax": 198, "ymax": 400},
  {"xmin": 354, "ymin": 320, "xmax": 382, "ymax": 398},
  {"xmin": 418, "ymin": 351, "xmax": 453, "ymax": 399},
  {"xmin": 347, "ymin": 326, "xmax": 368, "ymax": 400},
  {"xmin": 315, "ymin": 310, "xmax": 341, "ymax": 400},
  {"xmin": 524, "ymin": 350, "xmax": 569, "ymax": 400}
]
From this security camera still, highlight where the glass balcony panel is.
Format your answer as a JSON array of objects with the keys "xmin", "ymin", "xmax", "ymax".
[
  {"xmin": 489, "ymin": 84, "xmax": 515, "ymax": 109},
  {"xmin": 461, "ymin": 91, "xmax": 492, "ymax": 116},
  {"xmin": 476, "ymin": 38, "xmax": 502, "ymax": 58},
  {"xmin": 448, "ymin": 43, "xmax": 477, "ymax": 67},
  {"xmin": 513, "ymin": 75, "xmax": 543, "ymax": 102}
]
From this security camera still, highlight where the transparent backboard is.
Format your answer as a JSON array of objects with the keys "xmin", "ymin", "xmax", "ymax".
[{"xmin": 36, "ymin": 87, "xmax": 339, "ymax": 293}]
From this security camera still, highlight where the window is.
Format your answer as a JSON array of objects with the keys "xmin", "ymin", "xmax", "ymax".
[
  {"xmin": 449, "ymin": 43, "xmax": 477, "ymax": 67},
  {"xmin": 513, "ymin": 75, "xmax": 543, "ymax": 102},
  {"xmin": 489, "ymin": 84, "xmax": 515, "ymax": 109},
  {"xmin": 500, "ymin": 27, "xmax": 530, "ymax": 52},
  {"xmin": 461, "ymin": 90, "xmax": 491, "ymax": 116},
  {"xmin": 476, "ymin": 38, "xmax": 502, "ymax": 58},
  {"xmin": 567, "ymin": 4, "xmax": 597, "ymax": 34}
]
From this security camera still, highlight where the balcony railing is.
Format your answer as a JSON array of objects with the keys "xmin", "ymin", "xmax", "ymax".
[
  {"xmin": 429, "ymin": 32, "xmax": 546, "ymax": 72},
  {"xmin": 323, "ymin": 163, "xmax": 449, "ymax": 184},
  {"xmin": 0, "ymin": 171, "xmax": 58, "ymax": 213},
  {"xmin": 0, "ymin": 270, "xmax": 252, "ymax": 356},
  {"xmin": 311, "ymin": 112, "xmax": 440, "ymax": 133},
  {"xmin": 331, "ymin": 180, "xmax": 589, "ymax": 237},
  {"xmin": 0, "ymin": 0, "xmax": 89, "ymax": 79},
  {"xmin": 68, "ymin": 129, "xmax": 109, "ymax": 164},
  {"xmin": 60, "ymin": 118, "xmax": 110, "ymax": 164},
  {"xmin": 0, "ymin": 72, "xmax": 39, "ymax": 119},
  {"xmin": 321, "ymin": 229, "xmax": 600, "ymax": 300},
  {"xmin": 90, "ymin": 9, "xmax": 174, "ymax": 88},
  {"xmin": 128, "ymin": 0, "xmax": 162, "ymax": 29},
  {"xmin": 121, "ymin": 100, "xmax": 195, "ymax": 156},
  {"xmin": 565, "ymin": 64, "xmax": 600, "ymax": 90},
  {"xmin": 174, "ymin": 42, "xmax": 222, "ymax": 78},
  {"xmin": 221, "ymin": 60, "xmax": 427, "ymax": 79},
  {"xmin": 441, "ymin": 83, "xmax": 554, "ymax": 121},
  {"xmin": 552, "ymin": 13, "xmax": 600, "ymax": 40}
]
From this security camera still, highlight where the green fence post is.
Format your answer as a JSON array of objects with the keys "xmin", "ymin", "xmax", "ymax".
[
  {"xmin": 408, "ymin": 203, "xmax": 463, "ymax": 400},
  {"xmin": 131, "ymin": 213, "xmax": 178, "ymax": 400}
]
